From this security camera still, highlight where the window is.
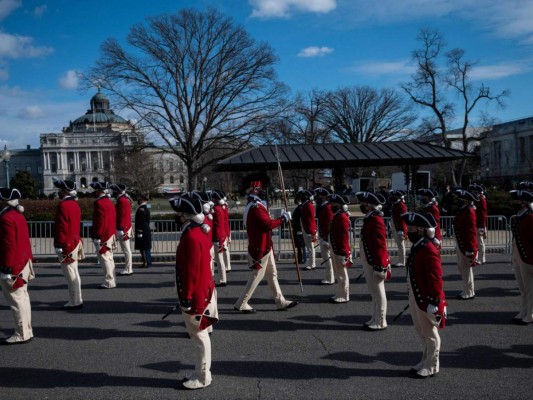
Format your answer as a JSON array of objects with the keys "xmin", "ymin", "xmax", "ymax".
[
  {"xmin": 160, "ymin": 176, "xmax": 165, "ymax": 184},
  {"xmin": 519, "ymin": 137, "xmax": 526, "ymax": 163},
  {"xmin": 80, "ymin": 177, "xmax": 87, "ymax": 188},
  {"xmin": 180, "ymin": 175, "xmax": 184, "ymax": 184},
  {"xmin": 492, "ymin": 141, "xmax": 501, "ymax": 165},
  {"xmin": 170, "ymin": 175, "xmax": 175, "ymax": 184}
]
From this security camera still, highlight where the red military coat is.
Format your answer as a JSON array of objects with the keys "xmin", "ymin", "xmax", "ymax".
[
  {"xmin": 511, "ymin": 208, "xmax": 533, "ymax": 264},
  {"xmin": 0, "ymin": 206, "xmax": 33, "ymax": 277},
  {"xmin": 92, "ymin": 195, "xmax": 116, "ymax": 243},
  {"xmin": 329, "ymin": 210, "xmax": 351, "ymax": 261},
  {"xmin": 245, "ymin": 200, "xmax": 283, "ymax": 268},
  {"xmin": 407, "ymin": 238, "xmax": 447, "ymax": 325},
  {"xmin": 475, "ymin": 195, "xmax": 488, "ymax": 230},
  {"xmin": 453, "ymin": 204, "xmax": 478, "ymax": 257},
  {"xmin": 54, "ymin": 197, "xmax": 82, "ymax": 257},
  {"xmin": 360, "ymin": 211, "xmax": 390, "ymax": 267},
  {"xmin": 115, "ymin": 194, "xmax": 132, "ymax": 233},
  {"xmin": 212, "ymin": 203, "xmax": 227, "ymax": 244},
  {"xmin": 300, "ymin": 200, "xmax": 317, "ymax": 237},
  {"xmin": 317, "ymin": 202, "xmax": 334, "ymax": 241},
  {"xmin": 176, "ymin": 222, "xmax": 217, "ymax": 329},
  {"xmin": 391, "ymin": 199, "xmax": 407, "ymax": 233},
  {"xmin": 425, "ymin": 201, "xmax": 442, "ymax": 241}
]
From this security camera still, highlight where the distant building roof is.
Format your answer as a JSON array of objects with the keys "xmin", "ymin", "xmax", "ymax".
[{"xmin": 215, "ymin": 141, "xmax": 475, "ymax": 172}]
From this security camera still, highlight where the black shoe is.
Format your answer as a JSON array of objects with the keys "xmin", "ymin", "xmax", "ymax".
[
  {"xmin": 455, "ymin": 294, "xmax": 475, "ymax": 300},
  {"xmin": 233, "ymin": 307, "xmax": 256, "ymax": 314},
  {"xmin": 278, "ymin": 301, "xmax": 298, "ymax": 311},
  {"xmin": 63, "ymin": 304, "xmax": 83, "ymax": 310},
  {"xmin": 216, "ymin": 282, "xmax": 227, "ymax": 287},
  {"xmin": 514, "ymin": 319, "xmax": 532, "ymax": 326}
]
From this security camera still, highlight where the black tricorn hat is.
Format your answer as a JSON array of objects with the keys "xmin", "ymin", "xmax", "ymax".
[
  {"xmin": 109, "ymin": 183, "xmax": 127, "ymax": 192},
  {"xmin": 518, "ymin": 181, "xmax": 533, "ymax": 190},
  {"xmin": 454, "ymin": 189, "xmax": 479, "ymax": 202},
  {"xmin": 169, "ymin": 196, "xmax": 202, "ymax": 215},
  {"xmin": 328, "ymin": 193, "xmax": 350, "ymax": 205},
  {"xmin": 298, "ymin": 189, "xmax": 314, "ymax": 199},
  {"xmin": 510, "ymin": 190, "xmax": 533, "ymax": 202},
  {"xmin": 468, "ymin": 183, "xmax": 485, "ymax": 193},
  {"xmin": 89, "ymin": 181, "xmax": 109, "ymax": 191},
  {"xmin": 314, "ymin": 187, "xmax": 332, "ymax": 196},
  {"xmin": 401, "ymin": 212, "xmax": 437, "ymax": 228},
  {"xmin": 389, "ymin": 189, "xmax": 406, "ymax": 197},
  {"xmin": 0, "ymin": 187, "xmax": 21, "ymax": 201},
  {"xmin": 53, "ymin": 179, "xmax": 76, "ymax": 191},
  {"xmin": 355, "ymin": 191, "xmax": 385, "ymax": 205},
  {"xmin": 417, "ymin": 188, "xmax": 438, "ymax": 198}
]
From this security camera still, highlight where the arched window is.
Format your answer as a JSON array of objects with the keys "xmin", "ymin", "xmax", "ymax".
[
  {"xmin": 80, "ymin": 177, "xmax": 87, "ymax": 188},
  {"xmin": 169, "ymin": 175, "xmax": 175, "ymax": 184}
]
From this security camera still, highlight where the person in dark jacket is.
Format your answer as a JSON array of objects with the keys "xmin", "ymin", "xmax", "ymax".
[{"xmin": 135, "ymin": 193, "xmax": 152, "ymax": 268}]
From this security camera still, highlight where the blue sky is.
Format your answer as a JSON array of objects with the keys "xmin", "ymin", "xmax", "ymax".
[{"xmin": 1, "ymin": 0, "xmax": 532, "ymax": 149}]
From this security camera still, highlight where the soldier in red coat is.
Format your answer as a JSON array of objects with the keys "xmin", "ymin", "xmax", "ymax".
[
  {"xmin": 170, "ymin": 195, "xmax": 218, "ymax": 390},
  {"xmin": 327, "ymin": 194, "xmax": 352, "ymax": 303},
  {"xmin": 209, "ymin": 190, "xmax": 228, "ymax": 286},
  {"xmin": 402, "ymin": 212, "xmax": 447, "ymax": 379},
  {"xmin": 53, "ymin": 180, "xmax": 84, "ymax": 309},
  {"xmin": 417, "ymin": 188, "xmax": 442, "ymax": 248},
  {"xmin": 315, "ymin": 187, "xmax": 335, "ymax": 284},
  {"xmin": 509, "ymin": 189, "xmax": 533, "ymax": 325},
  {"xmin": 90, "ymin": 182, "xmax": 117, "ymax": 289},
  {"xmin": 0, "ymin": 188, "xmax": 34, "ymax": 344},
  {"xmin": 234, "ymin": 178, "xmax": 298, "ymax": 313},
  {"xmin": 469, "ymin": 183, "xmax": 488, "ymax": 264},
  {"xmin": 453, "ymin": 189, "xmax": 479, "ymax": 300},
  {"xmin": 356, "ymin": 191, "xmax": 391, "ymax": 330},
  {"xmin": 110, "ymin": 184, "xmax": 133, "ymax": 276},
  {"xmin": 389, "ymin": 190, "xmax": 408, "ymax": 267},
  {"xmin": 298, "ymin": 189, "xmax": 317, "ymax": 271}
]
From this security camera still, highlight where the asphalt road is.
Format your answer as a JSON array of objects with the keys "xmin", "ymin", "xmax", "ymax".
[{"xmin": 0, "ymin": 254, "xmax": 531, "ymax": 400}]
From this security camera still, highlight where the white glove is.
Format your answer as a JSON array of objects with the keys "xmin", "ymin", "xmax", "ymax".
[
  {"xmin": 477, "ymin": 227, "xmax": 485, "ymax": 235},
  {"xmin": 93, "ymin": 239, "xmax": 101, "ymax": 248},
  {"xmin": 432, "ymin": 238, "xmax": 442, "ymax": 248},
  {"xmin": 465, "ymin": 251, "xmax": 473, "ymax": 257},
  {"xmin": 117, "ymin": 230, "xmax": 124, "ymax": 238},
  {"xmin": 0, "ymin": 273, "xmax": 12, "ymax": 281},
  {"xmin": 54, "ymin": 248, "xmax": 63, "ymax": 256},
  {"xmin": 281, "ymin": 211, "xmax": 292, "ymax": 222},
  {"xmin": 136, "ymin": 233, "xmax": 143, "ymax": 238},
  {"xmin": 427, "ymin": 304, "xmax": 438, "ymax": 314}
]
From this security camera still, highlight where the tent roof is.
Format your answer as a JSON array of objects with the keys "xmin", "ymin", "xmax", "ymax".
[{"xmin": 215, "ymin": 141, "xmax": 476, "ymax": 172}]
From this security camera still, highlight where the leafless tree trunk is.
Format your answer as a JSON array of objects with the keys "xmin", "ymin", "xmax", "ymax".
[
  {"xmin": 85, "ymin": 7, "xmax": 288, "ymax": 190},
  {"xmin": 322, "ymin": 86, "xmax": 416, "ymax": 144},
  {"xmin": 402, "ymin": 28, "xmax": 509, "ymax": 186}
]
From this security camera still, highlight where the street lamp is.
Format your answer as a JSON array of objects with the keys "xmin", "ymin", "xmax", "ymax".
[
  {"xmin": 371, "ymin": 170, "xmax": 376, "ymax": 192},
  {"xmin": 1, "ymin": 145, "xmax": 10, "ymax": 189},
  {"xmin": 202, "ymin": 176, "xmax": 207, "ymax": 192}
]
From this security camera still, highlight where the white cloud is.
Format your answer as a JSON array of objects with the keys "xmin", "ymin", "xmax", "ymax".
[
  {"xmin": 33, "ymin": 5, "xmax": 47, "ymax": 18},
  {"xmin": 297, "ymin": 46, "xmax": 333, "ymax": 58},
  {"xmin": 250, "ymin": 0, "xmax": 336, "ymax": 18},
  {"xmin": 348, "ymin": 60, "xmax": 415, "ymax": 76},
  {"xmin": 59, "ymin": 70, "xmax": 81, "ymax": 90},
  {"xmin": 0, "ymin": 32, "xmax": 54, "ymax": 59},
  {"xmin": 18, "ymin": 105, "xmax": 44, "ymax": 119},
  {"xmin": 471, "ymin": 62, "xmax": 532, "ymax": 80},
  {"xmin": 0, "ymin": 0, "xmax": 21, "ymax": 21}
]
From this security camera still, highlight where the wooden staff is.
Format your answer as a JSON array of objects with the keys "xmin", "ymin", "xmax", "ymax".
[{"xmin": 275, "ymin": 144, "xmax": 304, "ymax": 293}]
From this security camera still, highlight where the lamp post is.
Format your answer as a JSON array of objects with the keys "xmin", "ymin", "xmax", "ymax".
[
  {"xmin": 203, "ymin": 176, "xmax": 207, "ymax": 192},
  {"xmin": 371, "ymin": 170, "xmax": 376, "ymax": 192},
  {"xmin": 1, "ymin": 145, "xmax": 10, "ymax": 189}
]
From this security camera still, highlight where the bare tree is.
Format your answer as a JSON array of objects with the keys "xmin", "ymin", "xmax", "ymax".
[
  {"xmin": 86, "ymin": 7, "xmax": 288, "ymax": 190},
  {"xmin": 322, "ymin": 86, "xmax": 416, "ymax": 143},
  {"xmin": 112, "ymin": 148, "xmax": 164, "ymax": 196},
  {"xmin": 402, "ymin": 28, "xmax": 509, "ymax": 185}
]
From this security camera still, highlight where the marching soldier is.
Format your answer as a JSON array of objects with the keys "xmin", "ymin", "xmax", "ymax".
[
  {"xmin": 469, "ymin": 183, "xmax": 488, "ymax": 264},
  {"xmin": 110, "ymin": 184, "xmax": 134, "ymax": 275},
  {"xmin": 402, "ymin": 212, "xmax": 447, "ymax": 379},
  {"xmin": 170, "ymin": 196, "xmax": 218, "ymax": 390},
  {"xmin": 234, "ymin": 178, "xmax": 298, "ymax": 313},
  {"xmin": 389, "ymin": 189, "xmax": 408, "ymax": 268},
  {"xmin": 356, "ymin": 191, "xmax": 391, "ymax": 330},
  {"xmin": 417, "ymin": 188, "xmax": 442, "ymax": 248},
  {"xmin": 509, "ymin": 189, "xmax": 533, "ymax": 325},
  {"xmin": 315, "ymin": 187, "xmax": 335, "ymax": 284},
  {"xmin": 135, "ymin": 193, "xmax": 152, "ymax": 268},
  {"xmin": 191, "ymin": 191, "xmax": 215, "ymax": 274},
  {"xmin": 0, "ymin": 188, "xmax": 34, "ymax": 344},
  {"xmin": 292, "ymin": 194, "xmax": 307, "ymax": 265},
  {"xmin": 53, "ymin": 180, "xmax": 84, "ymax": 309},
  {"xmin": 453, "ymin": 189, "xmax": 479, "ymax": 300},
  {"xmin": 209, "ymin": 190, "xmax": 228, "ymax": 286},
  {"xmin": 221, "ymin": 192, "xmax": 232, "ymax": 273},
  {"xmin": 298, "ymin": 189, "xmax": 317, "ymax": 271},
  {"xmin": 90, "ymin": 182, "xmax": 117, "ymax": 289},
  {"xmin": 328, "ymin": 194, "xmax": 352, "ymax": 303}
]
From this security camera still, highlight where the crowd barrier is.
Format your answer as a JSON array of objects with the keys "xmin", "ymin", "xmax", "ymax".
[{"xmin": 29, "ymin": 215, "xmax": 511, "ymax": 259}]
